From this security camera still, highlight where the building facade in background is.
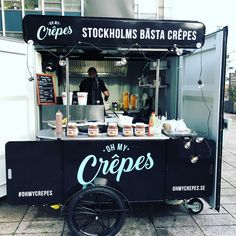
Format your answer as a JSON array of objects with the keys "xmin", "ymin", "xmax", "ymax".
[{"xmin": 0, "ymin": 0, "xmax": 172, "ymax": 39}]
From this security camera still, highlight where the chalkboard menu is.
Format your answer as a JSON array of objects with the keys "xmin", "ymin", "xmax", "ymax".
[{"xmin": 36, "ymin": 74, "xmax": 56, "ymax": 105}]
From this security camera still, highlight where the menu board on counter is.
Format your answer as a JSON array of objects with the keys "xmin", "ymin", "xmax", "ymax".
[{"xmin": 36, "ymin": 73, "xmax": 56, "ymax": 105}]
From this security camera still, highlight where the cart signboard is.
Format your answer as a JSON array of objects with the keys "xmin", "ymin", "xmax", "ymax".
[{"xmin": 23, "ymin": 15, "xmax": 205, "ymax": 49}]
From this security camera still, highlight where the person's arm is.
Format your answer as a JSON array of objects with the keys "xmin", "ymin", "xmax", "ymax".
[{"xmin": 100, "ymin": 80, "xmax": 109, "ymax": 101}]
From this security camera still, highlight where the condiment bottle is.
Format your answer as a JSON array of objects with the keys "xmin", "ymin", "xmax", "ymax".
[
  {"xmin": 107, "ymin": 123, "xmax": 118, "ymax": 137},
  {"xmin": 148, "ymin": 112, "xmax": 156, "ymax": 136},
  {"xmin": 123, "ymin": 91, "xmax": 129, "ymax": 110},
  {"xmin": 55, "ymin": 110, "xmax": 63, "ymax": 136}
]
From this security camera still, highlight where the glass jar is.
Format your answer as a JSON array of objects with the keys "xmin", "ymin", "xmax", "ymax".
[
  {"xmin": 88, "ymin": 124, "xmax": 99, "ymax": 137},
  {"xmin": 123, "ymin": 125, "xmax": 133, "ymax": 136},
  {"xmin": 134, "ymin": 123, "xmax": 145, "ymax": 136},
  {"xmin": 67, "ymin": 123, "xmax": 78, "ymax": 137},
  {"xmin": 107, "ymin": 123, "xmax": 118, "ymax": 137}
]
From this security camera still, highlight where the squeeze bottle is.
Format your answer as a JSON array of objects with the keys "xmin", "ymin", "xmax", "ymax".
[
  {"xmin": 148, "ymin": 112, "xmax": 156, "ymax": 136},
  {"xmin": 56, "ymin": 110, "xmax": 63, "ymax": 135}
]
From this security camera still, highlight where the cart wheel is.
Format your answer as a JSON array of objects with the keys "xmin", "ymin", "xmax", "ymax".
[
  {"xmin": 187, "ymin": 198, "xmax": 204, "ymax": 214},
  {"xmin": 66, "ymin": 186, "xmax": 127, "ymax": 236}
]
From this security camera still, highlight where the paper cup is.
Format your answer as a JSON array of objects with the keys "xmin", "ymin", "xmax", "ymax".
[
  {"xmin": 77, "ymin": 92, "xmax": 88, "ymax": 105},
  {"xmin": 62, "ymin": 92, "xmax": 73, "ymax": 105}
]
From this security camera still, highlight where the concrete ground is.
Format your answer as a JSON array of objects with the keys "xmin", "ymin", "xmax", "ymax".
[{"xmin": 1, "ymin": 113, "xmax": 236, "ymax": 236}]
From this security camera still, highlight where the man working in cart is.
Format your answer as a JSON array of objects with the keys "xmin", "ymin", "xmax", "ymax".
[{"xmin": 79, "ymin": 67, "xmax": 109, "ymax": 105}]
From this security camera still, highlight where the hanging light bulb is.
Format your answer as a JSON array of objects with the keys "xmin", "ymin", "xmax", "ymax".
[
  {"xmin": 120, "ymin": 57, "xmax": 127, "ymax": 65},
  {"xmin": 59, "ymin": 57, "xmax": 66, "ymax": 66},
  {"xmin": 173, "ymin": 44, "xmax": 183, "ymax": 56}
]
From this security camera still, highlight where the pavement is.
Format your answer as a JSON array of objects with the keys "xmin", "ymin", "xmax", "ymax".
[{"xmin": 0, "ymin": 113, "xmax": 236, "ymax": 236}]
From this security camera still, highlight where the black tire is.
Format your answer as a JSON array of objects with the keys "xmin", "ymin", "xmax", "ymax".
[
  {"xmin": 187, "ymin": 198, "xmax": 204, "ymax": 214},
  {"xmin": 66, "ymin": 186, "xmax": 127, "ymax": 236}
]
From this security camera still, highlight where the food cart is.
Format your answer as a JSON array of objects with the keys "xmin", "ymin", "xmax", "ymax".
[{"xmin": 5, "ymin": 15, "xmax": 227, "ymax": 236}]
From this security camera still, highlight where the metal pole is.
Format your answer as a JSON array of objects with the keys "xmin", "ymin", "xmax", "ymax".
[
  {"xmin": 1, "ymin": 0, "xmax": 6, "ymax": 36},
  {"xmin": 158, "ymin": 0, "xmax": 164, "ymax": 19},
  {"xmin": 155, "ymin": 59, "xmax": 160, "ymax": 115},
  {"xmin": 81, "ymin": 0, "xmax": 84, "ymax": 16},
  {"xmin": 66, "ymin": 57, "xmax": 70, "ymax": 128}
]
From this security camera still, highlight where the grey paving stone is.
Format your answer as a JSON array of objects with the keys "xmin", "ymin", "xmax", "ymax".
[
  {"xmin": 202, "ymin": 225, "xmax": 236, "ymax": 236},
  {"xmin": 228, "ymin": 181, "xmax": 236, "ymax": 188},
  {"xmin": 16, "ymin": 220, "xmax": 64, "ymax": 234},
  {"xmin": 0, "ymin": 198, "xmax": 28, "ymax": 223},
  {"xmin": 148, "ymin": 203, "xmax": 189, "ymax": 216},
  {"xmin": 220, "ymin": 181, "xmax": 235, "ymax": 189},
  {"xmin": 116, "ymin": 216, "xmax": 157, "ymax": 236},
  {"xmin": 222, "ymin": 204, "xmax": 236, "ymax": 214},
  {"xmin": 155, "ymin": 227, "xmax": 204, "ymax": 236},
  {"xmin": 193, "ymin": 214, "xmax": 236, "ymax": 226},
  {"xmin": 15, "ymin": 234, "xmax": 61, "ymax": 236},
  {"xmin": 221, "ymin": 188, "xmax": 236, "ymax": 196},
  {"xmin": 199, "ymin": 201, "xmax": 227, "ymax": 215},
  {"xmin": 22, "ymin": 206, "xmax": 63, "ymax": 222},
  {"xmin": 221, "ymin": 196, "xmax": 236, "ymax": 204},
  {"xmin": 153, "ymin": 215, "xmax": 197, "ymax": 228},
  {"xmin": 0, "ymin": 222, "xmax": 19, "ymax": 234}
]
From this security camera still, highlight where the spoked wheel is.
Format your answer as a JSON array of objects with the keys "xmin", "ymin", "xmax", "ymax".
[
  {"xmin": 187, "ymin": 198, "xmax": 204, "ymax": 214},
  {"xmin": 66, "ymin": 186, "xmax": 127, "ymax": 236}
]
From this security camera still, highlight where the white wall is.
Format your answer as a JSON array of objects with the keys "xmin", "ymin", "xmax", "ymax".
[{"xmin": 0, "ymin": 37, "xmax": 37, "ymax": 197}]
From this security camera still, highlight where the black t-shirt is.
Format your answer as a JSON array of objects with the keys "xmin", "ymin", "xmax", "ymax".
[{"xmin": 79, "ymin": 77, "xmax": 108, "ymax": 105}]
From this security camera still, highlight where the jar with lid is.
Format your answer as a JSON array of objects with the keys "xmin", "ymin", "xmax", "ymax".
[
  {"xmin": 123, "ymin": 125, "xmax": 133, "ymax": 136},
  {"xmin": 67, "ymin": 122, "xmax": 78, "ymax": 137},
  {"xmin": 107, "ymin": 123, "xmax": 118, "ymax": 137},
  {"xmin": 134, "ymin": 123, "xmax": 146, "ymax": 136},
  {"xmin": 88, "ymin": 124, "xmax": 99, "ymax": 137}
]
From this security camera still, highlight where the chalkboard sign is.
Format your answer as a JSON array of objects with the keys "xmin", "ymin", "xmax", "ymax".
[{"xmin": 36, "ymin": 74, "xmax": 56, "ymax": 105}]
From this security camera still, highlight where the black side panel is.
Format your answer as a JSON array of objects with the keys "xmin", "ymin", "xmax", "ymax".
[
  {"xmin": 5, "ymin": 141, "xmax": 63, "ymax": 205},
  {"xmin": 165, "ymin": 139, "xmax": 215, "ymax": 200},
  {"xmin": 63, "ymin": 140, "xmax": 166, "ymax": 202}
]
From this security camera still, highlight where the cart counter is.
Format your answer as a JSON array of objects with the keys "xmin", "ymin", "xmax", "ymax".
[
  {"xmin": 6, "ymin": 130, "xmax": 215, "ymax": 206},
  {"xmin": 36, "ymin": 129, "xmax": 170, "ymax": 140}
]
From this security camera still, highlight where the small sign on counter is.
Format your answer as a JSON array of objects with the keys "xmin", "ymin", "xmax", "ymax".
[{"xmin": 36, "ymin": 73, "xmax": 56, "ymax": 105}]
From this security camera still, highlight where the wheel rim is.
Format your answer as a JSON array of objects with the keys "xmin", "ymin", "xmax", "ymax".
[
  {"xmin": 71, "ymin": 191, "xmax": 124, "ymax": 236},
  {"xmin": 192, "ymin": 201, "xmax": 202, "ymax": 212}
]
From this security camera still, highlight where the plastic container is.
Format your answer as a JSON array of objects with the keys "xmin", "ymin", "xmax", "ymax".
[
  {"xmin": 77, "ymin": 92, "xmax": 88, "ymax": 105},
  {"xmin": 107, "ymin": 123, "xmax": 118, "ymax": 137},
  {"xmin": 62, "ymin": 92, "xmax": 73, "ymax": 105}
]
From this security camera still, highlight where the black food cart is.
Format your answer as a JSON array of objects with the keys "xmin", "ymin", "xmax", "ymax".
[{"xmin": 5, "ymin": 15, "xmax": 227, "ymax": 236}]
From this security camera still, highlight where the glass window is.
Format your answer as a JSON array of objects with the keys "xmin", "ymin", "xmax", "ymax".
[
  {"xmin": 44, "ymin": 0, "xmax": 61, "ymax": 11},
  {"xmin": 4, "ymin": 0, "xmax": 22, "ymax": 10},
  {"xmin": 25, "ymin": 0, "xmax": 40, "ymax": 10},
  {"xmin": 64, "ymin": 0, "xmax": 80, "ymax": 12}
]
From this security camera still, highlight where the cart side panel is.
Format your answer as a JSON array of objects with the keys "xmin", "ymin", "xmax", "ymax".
[
  {"xmin": 165, "ymin": 139, "xmax": 215, "ymax": 200},
  {"xmin": 63, "ymin": 140, "xmax": 166, "ymax": 202},
  {"xmin": 5, "ymin": 141, "xmax": 63, "ymax": 205}
]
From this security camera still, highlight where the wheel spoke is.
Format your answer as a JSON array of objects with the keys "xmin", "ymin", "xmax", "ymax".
[
  {"xmin": 80, "ymin": 215, "xmax": 96, "ymax": 231},
  {"xmin": 98, "ymin": 217, "xmax": 109, "ymax": 233}
]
